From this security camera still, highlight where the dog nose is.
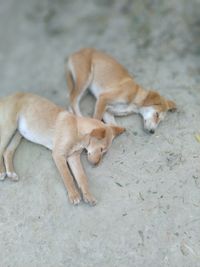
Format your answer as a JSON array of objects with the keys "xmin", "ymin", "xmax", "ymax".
[
  {"xmin": 94, "ymin": 159, "xmax": 100, "ymax": 166},
  {"xmin": 92, "ymin": 156, "xmax": 101, "ymax": 166},
  {"xmin": 149, "ymin": 129, "xmax": 155, "ymax": 134}
]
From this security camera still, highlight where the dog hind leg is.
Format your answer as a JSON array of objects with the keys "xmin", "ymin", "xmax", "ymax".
[
  {"xmin": 3, "ymin": 131, "xmax": 22, "ymax": 181},
  {"xmin": 67, "ymin": 58, "xmax": 92, "ymax": 116},
  {"xmin": 0, "ymin": 126, "xmax": 18, "ymax": 180}
]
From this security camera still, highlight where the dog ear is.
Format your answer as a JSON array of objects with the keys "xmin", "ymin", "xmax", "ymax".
[
  {"xmin": 143, "ymin": 91, "xmax": 162, "ymax": 106},
  {"xmin": 111, "ymin": 126, "xmax": 126, "ymax": 136},
  {"xmin": 90, "ymin": 128, "xmax": 106, "ymax": 140},
  {"xmin": 166, "ymin": 100, "xmax": 176, "ymax": 112}
]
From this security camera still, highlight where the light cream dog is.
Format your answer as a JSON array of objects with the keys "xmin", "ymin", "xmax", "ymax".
[
  {"xmin": 66, "ymin": 48, "xmax": 176, "ymax": 134},
  {"xmin": 0, "ymin": 93, "xmax": 124, "ymax": 205}
]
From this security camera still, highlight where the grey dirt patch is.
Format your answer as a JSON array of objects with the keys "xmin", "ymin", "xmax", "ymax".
[{"xmin": 0, "ymin": 0, "xmax": 200, "ymax": 267}]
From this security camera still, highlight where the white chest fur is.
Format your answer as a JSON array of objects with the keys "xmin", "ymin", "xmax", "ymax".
[
  {"xmin": 18, "ymin": 116, "xmax": 53, "ymax": 150},
  {"xmin": 107, "ymin": 102, "xmax": 139, "ymax": 116},
  {"xmin": 90, "ymin": 83, "xmax": 139, "ymax": 116}
]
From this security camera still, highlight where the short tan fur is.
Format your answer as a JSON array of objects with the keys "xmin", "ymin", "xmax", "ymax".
[
  {"xmin": 0, "ymin": 93, "xmax": 124, "ymax": 205},
  {"xmin": 66, "ymin": 48, "xmax": 176, "ymax": 134}
]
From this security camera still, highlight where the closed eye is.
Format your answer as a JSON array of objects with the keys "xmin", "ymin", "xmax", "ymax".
[{"xmin": 101, "ymin": 147, "xmax": 106, "ymax": 153}]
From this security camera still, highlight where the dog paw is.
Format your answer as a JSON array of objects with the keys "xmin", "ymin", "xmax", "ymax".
[
  {"xmin": 68, "ymin": 190, "xmax": 81, "ymax": 205},
  {"xmin": 7, "ymin": 172, "xmax": 19, "ymax": 181},
  {"xmin": 0, "ymin": 172, "xmax": 6, "ymax": 181},
  {"xmin": 83, "ymin": 192, "xmax": 97, "ymax": 206}
]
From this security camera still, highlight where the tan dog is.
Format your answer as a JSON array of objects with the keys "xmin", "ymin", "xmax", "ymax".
[
  {"xmin": 66, "ymin": 48, "xmax": 176, "ymax": 134},
  {"xmin": 0, "ymin": 93, "xmax": 124, "ymax": 205}
]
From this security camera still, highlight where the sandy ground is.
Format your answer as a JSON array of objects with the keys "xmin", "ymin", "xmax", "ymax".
[{"xmin": 0, "ymin": 0, "xmax": 200, "ymax": 266}]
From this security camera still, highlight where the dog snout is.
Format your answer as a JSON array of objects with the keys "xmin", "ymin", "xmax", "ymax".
[
  {"xmin": 149, "ymin": 129, "xmax": 155, "ymax": 134},
  {"xmin": 144, "ymin": 126, "xmax": 155, "ymax": 134},
  {"xmin": 94, "ymin": 157, "xmax": 101, "ymax": 165},
  {"xmin": 88, "ymin": 153, "xmax": 101, "ymax": 165},
  {"xmin": 91, "ymin": 156, "xmax": 101, "ymax": 166}
]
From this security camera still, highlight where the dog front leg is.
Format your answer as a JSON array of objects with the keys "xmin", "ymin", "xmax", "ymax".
[
  {"xmin": 68, "ymin": 153, "xmax": 97, "ymax": 206},
  {"xmin": 103, "ymin": 112, "xmax": 117, "ymax": 125},
  {"xmin": 52, "ymin": 151, "xmax": 81, "ymax": 205}
]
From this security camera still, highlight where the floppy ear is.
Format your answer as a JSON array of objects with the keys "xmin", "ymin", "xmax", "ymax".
[
  {"xmin": 166, "ymin": 100, "xmax": 176, "ymax": 112},
  {"xmin": 90, "ymin": 127, "xmax": 106, "ymax": 140},
  {"xmin": 143, "ymin": 91, "xmax": 162, "ymax": 106},
  {"xmin": 111, "ymin": 126, "xmax": 126, "ymax": 136}
]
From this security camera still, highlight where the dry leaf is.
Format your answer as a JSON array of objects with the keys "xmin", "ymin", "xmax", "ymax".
[{"xmin": 195, "ymin": 134, "xmax": 200, "ymax": 143}]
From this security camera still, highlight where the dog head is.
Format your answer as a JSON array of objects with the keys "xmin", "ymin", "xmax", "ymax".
[
  {"xmin": 140, "ymin": 91, "xmax": 176, "ymax": 134},
  {"xmin": 86, "ymin": 125, "xmax": 125, "ymax": 165}
]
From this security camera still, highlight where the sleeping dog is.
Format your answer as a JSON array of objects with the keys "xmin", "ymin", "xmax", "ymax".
[
  {"xmin": 66, "ymin": 48, "xmax": 176, "ymax": 134},
  {"xmin": 0, "ymin": 93, "xmax": 124, "ymax": 205}
]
